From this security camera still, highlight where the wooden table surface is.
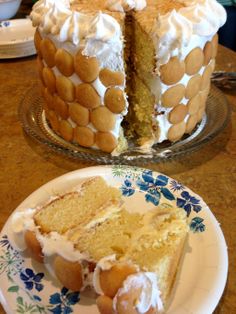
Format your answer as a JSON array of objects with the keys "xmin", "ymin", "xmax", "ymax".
[{"xmin": 0, "ymin": 6, "xmax": 236, "ymax": 314}]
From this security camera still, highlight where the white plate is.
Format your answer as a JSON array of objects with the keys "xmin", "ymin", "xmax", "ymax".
[
  {"xmin": 0, "ymin": 166, "xmax": 228, "ymax": 314},
  {"xmin": 0, "ymin": 19, "xmax": 36, "ymax": 58}
]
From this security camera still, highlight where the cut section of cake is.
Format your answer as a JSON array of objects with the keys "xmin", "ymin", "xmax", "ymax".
[
  {"xmin": 10, "ymin": 176, "xmax": 189, "ymax": 314},
  {"xmin": 31, "ymin": 0, "xmax": 226, "ymax": 154},
  {"xmin": 130, "ymin": 0, "xmax": 224, "ymax": 146}
]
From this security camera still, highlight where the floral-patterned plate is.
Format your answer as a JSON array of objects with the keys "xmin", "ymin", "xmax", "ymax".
[{"xmin": 0, "ymin": 166, "xmax": 228, "ymax": 314}]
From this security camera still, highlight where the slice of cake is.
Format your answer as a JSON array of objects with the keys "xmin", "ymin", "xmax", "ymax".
[
  {"xmin": 10, "ymin": 176, "xmax": 189, "ymax": 314},
  {"xmin": 31, "ymin": 0, "xmax": 226, "ymax": 154}
]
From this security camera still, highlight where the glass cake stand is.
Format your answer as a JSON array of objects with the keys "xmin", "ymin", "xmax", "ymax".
[{"xmin": 18, "ymin": 83, "xmax": 231, "ymax": 165}]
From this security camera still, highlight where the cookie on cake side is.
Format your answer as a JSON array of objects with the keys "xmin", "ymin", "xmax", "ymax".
[{"xmin": 10, "ymin": 176, "xmax": 189, "ymax": 314}]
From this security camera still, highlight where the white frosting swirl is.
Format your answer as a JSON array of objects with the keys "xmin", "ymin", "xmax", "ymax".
[
  {"xmin": 31, "ymin": 0, "xmax": 71, "ymax": 30},
  {"xmin": 113, "ymin": 272, "xmax": 163, "ymax": 313},
  {"xmin": 155, "ymin": 0, "xmax": 226, "ymax": 64},
  {"xmin": 156, "ymin": 9, "xmax": 193, "ymax": 64},
  {"xmin": 30, "ymin": 0, "xmax": 123, "ymax": 58},
  {"xmin": 179, "ymin": 0, "xmax": 227, "ymax": 36},
  {"xmin": 9, "ymin": 208, "xmax": 37, "ymax": 251},
  {"xmin": 106, "ymin": 0, "xmax": 146, "ymax": 12}
]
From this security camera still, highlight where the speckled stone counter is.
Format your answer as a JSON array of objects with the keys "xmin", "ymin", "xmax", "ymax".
[{"xmin": 0, "ymin": 32, "xmax": 236, "ymax": 314}]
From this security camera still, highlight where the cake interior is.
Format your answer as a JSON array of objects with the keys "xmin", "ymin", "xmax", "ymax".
[
  {"xmin": 34, "ymin": 176, "xmax": 188, "ymax": 303},
  {"xmin": 34, "ymin": 177, "xmax": 121, "ymax": 234},
  {"xmin": 124, "ymin": 0, "xmax": 187, "ymax": 144}
]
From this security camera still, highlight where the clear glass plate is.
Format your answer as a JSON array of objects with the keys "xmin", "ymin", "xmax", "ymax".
[{"xmin": 18, "ymin": 84, "xmax": 231, "ymax": 165}]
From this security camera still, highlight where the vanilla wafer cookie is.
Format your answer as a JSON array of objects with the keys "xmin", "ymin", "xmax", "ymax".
[
  {"xmin": 99, "ymin": 69, "xmax": 125, "ymax": 87},
  {"xmin": 69, "ymin": 103, "xmax": 89, "ymax": 126},
  {"xmin": 42, "ymin": 67, "xmax": 56, "ymax": 94},
  {"xmin": 34, "ymin": 28, "xmax": 42, "ymax": 57},
  {"xmin": 37, "ymin": 56, "xmax": 44, "ymax": 83},
  {"xmin": 56, "ymin": 76, "xmax": 75, "ymax": 102},
  {"xmin": 212, "ymin": 33, "xmax": 218, "ymax": 58},
  {"xmin": 46, "ymin": 110, "xmax": 59, "ymax": 132},
  {"xmin": 197, "ymin": 106, "xmax": 206, "ymax": 123},
  {"xmin": 75, "ymin": 83, "xmax": 101, "ymax": 109},
  {"xmin": 187, "ymin": 94, "xmax": 202, "ymax": 115},
  {"xmin": 185, "ymin": 114, "xmax": 198, "ymax": 134},
  {"xmin": 55, "ymin": 49, "xmax": 74, "ymax": 77},
  {"xmin": 74, "ymin": 126, "xmax": 95, "ymax": 147},
  {"xmin": 43, "ymin": 88, "xmax": 55, "ymax": 110},
  {"xmin": 200, "ymin": 65, "xmax": 213, "ymax": 91},
  {"xmin": 185, "ymin": 47, "xmax": 204, "ymax": 75},
  {"xmin": 59, "ymin": 120, "xmax": 73, "ymax": 141},
  {"xmin": 168, "ymin": 104, "xmax": 188, "ymax": 124},
  {"xmin": 104, "ymin": 88, "xmax": 126, "ymax": 113},
  {"xmin": 161, "ymin": 84, "xmax": 185, "ymax": 108},
  {"xmin": 54, "ymin": 95, "xmax": 69, "ymax": 119},
  {"xmin": 203, "ymin": 41, "xmax": 213, "ymax": 66},
  {"xmin": 40, "ymin": 38, "xmax": 56, "ymax": 68},
  {"xmin": 185, "ymin": 74, "xmax": 202, "ymax": 99},
  {"xmin": 96, "ymin": 132, "xmax": 117, "ymax": 153},
  {"xmin": 90, "ymin": 106, "xmax": 116, "ymax": 132},
  {"xmin": 160, "ymin": 57, "xmax": 185, "ymax": 85},
  {"xmin": 74, "ymin": 51, "xmax": 100, "ymax": 83},
  {"xmin": 167, "ymin": 121, "xmax": 186, "ymax": 142}
]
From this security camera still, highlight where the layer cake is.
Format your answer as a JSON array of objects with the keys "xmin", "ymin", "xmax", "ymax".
[
  {"xmin": 31, "ymin": 0, "xmax": 226, "ymax": 153},
  {"xmin": 10, "ymin": 176, "xmax": 189, "ymax": 313}
]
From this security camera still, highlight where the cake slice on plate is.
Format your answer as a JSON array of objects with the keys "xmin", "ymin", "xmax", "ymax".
[{"xmin": 10, "ymin": 176, "xmax": 189, "ymax": 313}]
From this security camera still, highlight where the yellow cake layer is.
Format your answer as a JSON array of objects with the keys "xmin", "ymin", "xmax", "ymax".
[{"xmin": 34, "ymin": 177, "xmax": 121, "ymax": 234}]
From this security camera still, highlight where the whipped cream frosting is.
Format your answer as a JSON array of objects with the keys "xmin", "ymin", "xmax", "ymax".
[
  {"xmin": 93, "ymin": 256, "xmax": 163, "ymax": 313},
  {"xmin": 9, "ymin": 208, "xmax": 89, "ymax": 261},
  {"xmin": 155, "ymin": 0, "xmax": 226, "ymax": 65},
  {"xmin": 113, "ymin": 272, "xmax": 163, "ymax": 313},
  {"xmin": 31, "ymin": 0, "xmax": 123, "ymax": 61},
  {"xmin": 106, "ymin": 0, "xmax": 146, "ymax": 12}
]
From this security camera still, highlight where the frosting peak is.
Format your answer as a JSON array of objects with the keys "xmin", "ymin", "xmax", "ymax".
[
  {"xmin": 113, "ymin": 272, "xmax": 164, "ymax": 313},
  {"xmin": 87, "ymin": 12, "xmax": 121, "ymax": 42},
  {"xmin": 179, "ymin": 0, "xmax": 227, "ymax": 36},
  {"xmin": 30, "ymin": 0, "xmax": 124, "ymax": 70},
  {"xmin": 154, "ymin": 0, "xmax": 227, "ymax": 64},
  {"xmin": 30, "ymin": 0, "xmax": 122, "ymax": 48},
  {"xmin": 106, "ymin": 0, "xmax": 146, "ymax": 12}
]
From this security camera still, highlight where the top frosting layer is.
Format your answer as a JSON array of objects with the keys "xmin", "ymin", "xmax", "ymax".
[
  {"xmin": 30, "ymin": 0, "xmax": 123, "ymax": 58},
  {"xmin": 31, "ymin": 0, "xmax": 226, "ymax": 63},
  {"xmin": 106, "ymin": 0, "xmax": 147, "ymax": 12},
  {"xmin": 155, "ymin": 0, "xmax": 227, "ymax": 64}
]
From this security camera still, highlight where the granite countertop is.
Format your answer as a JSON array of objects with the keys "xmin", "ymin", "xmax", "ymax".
[{"xmin": 0, "ymin": 5, "xmax": 236, "ymax": 313}]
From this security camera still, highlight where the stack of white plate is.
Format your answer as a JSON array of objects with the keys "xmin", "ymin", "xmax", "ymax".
[{"xmin": 0, "ymin": 18, "xmax": 36, "ymax": 59}]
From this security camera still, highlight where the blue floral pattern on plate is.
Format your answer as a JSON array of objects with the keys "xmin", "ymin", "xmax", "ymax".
[
  {"xmin": 115, "ymin": 166, "xmax": 204, "ymax": 231},
  {"xmin": 0, "ymin": 21, "xmax": 10, "ymax": 28},
  {"xmin": 0, "ymin": 165, "xmax": 216, "ymax": 313},
  {"xmin": 49, "ymin": 288, "xmax": 80, "ymax": 314},
  {"xmin": 20, "ymin": 269, "xmax": 44, "ymax": 292},
  {"xmin": 0, "ymin": 235, "xmax": 80, "ymax": 313}
]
